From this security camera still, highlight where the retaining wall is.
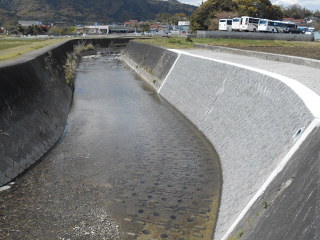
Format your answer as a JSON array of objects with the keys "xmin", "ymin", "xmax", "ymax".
[
  {"xmin": 122, "ymin": 40, "xmax": 320, "ymax": 239},
  {"xmin": 0, "ymin": 38, "xmax": 132, "ymax": 186}
]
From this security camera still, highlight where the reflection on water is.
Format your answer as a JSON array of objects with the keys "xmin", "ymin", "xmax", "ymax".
[
  {"xmin": 72, "ymin": 53, "xmax": 222, "ymax": 239},
  {"xmin": 0, "ymin": 52, "xmax": 221, "ymax": 240}
]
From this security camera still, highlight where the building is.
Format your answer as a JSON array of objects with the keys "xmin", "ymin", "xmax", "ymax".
[
  {"xmin": 52, "ymin": 22, "xmax": 68, "ymax": 28},
  {"xmin": 82, "ymin": 25, "xmax": 135, "ymax": 34},
  {"xmin": 18, "ymin": 20, "xmax": 42, "ymax": 27},
  {"xmin": 178, "ymin": 21, "xmax": 190, "ymax": 34},
  {"xmin": 83, "ymin": 25, "xmax": 109, "ymax": 34}
]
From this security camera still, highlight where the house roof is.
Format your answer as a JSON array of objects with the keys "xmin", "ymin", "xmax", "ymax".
[{"xmin": 292, "ymin": 19, "xmax": 304, "ymax": 23}]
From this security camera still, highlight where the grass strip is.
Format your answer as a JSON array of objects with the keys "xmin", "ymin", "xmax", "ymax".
[
  {"xmin": 0, "ymin": 38, "xmax": 69, "ymax": 63},
  {"xmin": 135, "ymin": 37, "xmax": 320, "ymax": 49}
]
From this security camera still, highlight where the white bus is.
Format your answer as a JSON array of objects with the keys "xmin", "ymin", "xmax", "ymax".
[
  {"xmin": 232, "ymin": 18, "xmax": 241, "ymax": 31},
  {"xmin": 258, "ymin": 19, "xmax": 297, "ymax": 33},
  {"xmin": 219, "ymin": 19, "xmax": 232, "ymax": 31},
  {"xmin": 240, "ymin": 16, "xmax": 261, "ymax": 32}
]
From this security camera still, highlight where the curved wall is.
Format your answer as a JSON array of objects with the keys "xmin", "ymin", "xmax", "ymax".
[
  {"xmin": 0, "ymin": 41, "xmax": 74, "ymax": 186},
  {"xmin": 122, "ymin": 40, "xmax": 320, "ymax": 239},
  {"xmin": 1, "ymin": 38, "xmax": 318, "ymax": 239},
  {"xmin": 0, "ymin": 38, "xmax": 133, "ymax": 186}
]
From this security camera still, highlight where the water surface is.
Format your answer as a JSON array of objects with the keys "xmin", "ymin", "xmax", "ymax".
[{"xmin": 0, "ymin": 52, "xmax": 221, "ymax": 240}]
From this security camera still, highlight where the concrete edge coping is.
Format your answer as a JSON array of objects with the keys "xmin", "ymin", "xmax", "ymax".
[
  {"xmin": 166, "ymin": 49, "xmax": 320, "ymax": 118},
  {"xmin": 194, "ymin": 43, "xmax": 320, "ymax": 70}
]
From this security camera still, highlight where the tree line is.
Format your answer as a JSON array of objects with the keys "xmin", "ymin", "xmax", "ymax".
[{"xmin": 189, "ymin": 0, "xmax": 320, "ymax": 31}]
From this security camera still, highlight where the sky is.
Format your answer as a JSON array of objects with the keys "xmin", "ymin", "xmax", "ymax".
[{"xmin": 179, "ymin": 0, "xmax": 320, "ymax": 11}]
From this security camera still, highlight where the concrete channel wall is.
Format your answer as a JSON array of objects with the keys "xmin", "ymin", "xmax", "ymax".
[
  {"xmin": 0, "ymin": 38, "xmax": 132, "ymax": 186},
  {"xmin": 122, "ymin": 40, "xmax": 320, "ymax": 240}
]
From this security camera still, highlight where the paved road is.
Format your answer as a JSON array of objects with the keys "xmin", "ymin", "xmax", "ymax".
[{"xmin": 179, "ymin": 49, "xmax": 320, "ymax": 96}]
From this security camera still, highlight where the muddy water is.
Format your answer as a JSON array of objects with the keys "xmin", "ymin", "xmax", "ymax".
[{"xmin": 0, "ymin": 53, "xmax": 221, "ymax": 240}]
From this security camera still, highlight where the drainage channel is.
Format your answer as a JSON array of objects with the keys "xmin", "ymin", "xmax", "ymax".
[{"xmin": 0, "ymin": 52, "xmax": 222, "ymax": 240}]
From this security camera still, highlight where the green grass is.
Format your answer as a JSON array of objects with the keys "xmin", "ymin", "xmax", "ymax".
[
  {"xmin": 0, "ymin": 38, "xmax": 68, "ymax": 63},
  {"xmin": 135, "ymin": 37, "xmax": 320, "ymax": 49},
  {"xmin": 0, "ymin": 39, "xmax": 37, "ymax": 51},
  {"xmin": 135, "ymin": 37, "xmax": 195, "ymax": 49}
]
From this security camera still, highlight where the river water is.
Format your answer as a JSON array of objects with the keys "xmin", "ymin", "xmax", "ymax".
[{"xmin": 0, "ymin": 52, "xmax": 221, "ymax": 240}]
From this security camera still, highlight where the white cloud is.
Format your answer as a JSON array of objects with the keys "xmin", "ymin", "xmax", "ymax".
[
  {"xmin": 179, "ymin": 0, "xmax": 203, "ymax": 6},
  {"xmin": 179, "ymin": 0, "xmax": 320, "ymax": 11},
  {"xmin": 272, "ymin": 0, "xmax": 320, "ymax": 11},
  {"xmin": 272, "ymin": 0, "xmax": 299, "ymax": 5}
]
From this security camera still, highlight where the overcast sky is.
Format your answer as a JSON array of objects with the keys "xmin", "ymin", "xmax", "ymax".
[{"xmin": 179, "ymin": 0, "xmax": 320, "ymax": 11}]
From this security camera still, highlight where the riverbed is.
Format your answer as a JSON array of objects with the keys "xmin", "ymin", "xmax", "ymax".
[{"xmin": 0, "ymin": 52, "xmax": 221, "ymax": 240}]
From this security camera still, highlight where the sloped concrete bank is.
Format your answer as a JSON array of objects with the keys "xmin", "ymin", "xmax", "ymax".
[
  {"xmin": 0, "ymin": 38, "xmax": 132, "ymax": 186},
  {"xmin": 121, "ymin": 40, "xmax": 320, "ymax": 239}
]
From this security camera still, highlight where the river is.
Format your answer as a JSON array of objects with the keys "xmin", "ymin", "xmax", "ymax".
[{"xmin": 0, "ymin": 52, "xmax": 221, "ymax": 240}]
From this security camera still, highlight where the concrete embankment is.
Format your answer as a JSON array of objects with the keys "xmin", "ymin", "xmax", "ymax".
[
  {"xmin": 122, "ymin": 40, "xmax": 320, "ymax": 239},
  {"xmin": 0, "ymin": 38, "xmax": 132, "ymax": 186}
]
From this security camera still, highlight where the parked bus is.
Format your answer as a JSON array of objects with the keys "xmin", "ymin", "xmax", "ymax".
[
  {"xmin": 258, "ymin": 19, "xmax": 297, "ymax": 33},
  {"xmin": 219, "ymin": 19, "xmax": 232, "ymax": 31},
  {"xmin": 232, "ymin": 18, "xmax": 241, "ymax": 31},
  {"xmin": 240, "ymin": 16, "xmax": 261, "ymax": 32}
]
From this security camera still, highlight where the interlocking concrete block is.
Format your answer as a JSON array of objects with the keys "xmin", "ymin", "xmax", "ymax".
[
  {"xmin": 5, "ymin": 167, "xmax": 13, "ymax": 179},
  {"xmin": 123, "ymin": 42, "xmax": 319, "ymax": 240},
  {"xmin": 0, "ymin": 172, "xmax": 5, "ymax": 186}
]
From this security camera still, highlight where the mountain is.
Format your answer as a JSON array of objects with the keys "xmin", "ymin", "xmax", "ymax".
[{"xmin": 0, "ymin": 0, "xmax": 197, "ymax": 25}]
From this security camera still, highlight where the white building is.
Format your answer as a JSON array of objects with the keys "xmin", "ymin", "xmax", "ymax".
[{"xmin": 18, "ymin": 20, "xmax": 42, "ymax": 27}]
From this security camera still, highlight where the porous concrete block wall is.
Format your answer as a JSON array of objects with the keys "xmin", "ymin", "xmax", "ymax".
[
  {"xmin": 158, "ymin": 53, "xmax": 314, "ymax": 239},
  {"xmin": 121, "ymin": 41, "xmax": 179, "ymax": 90},
  {"xmin": 122, "ymin": 41, "xmax": 318, "ymax": 239},
  {"xmin": 0, "ymin": 42, "xmax": 75, "ymax": 186},
  {"xmin": 0, "ymin": 38, "xmax": 134, "ymax": 186}
]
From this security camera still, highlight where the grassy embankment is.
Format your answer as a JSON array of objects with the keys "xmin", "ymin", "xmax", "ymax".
[
  {"xmin": 0, "ymin": 37, "xmax": 68, "ymax": 63},
  {"xmin": 1, "ymin": 36, "xmax": 320, "ymax": 63},
  {"xmin": 134, "ymin": 37, "xmax": 320, "ymax": 49}
]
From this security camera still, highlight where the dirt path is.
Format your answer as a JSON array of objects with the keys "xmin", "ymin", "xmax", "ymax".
[{"xmin": 226, "ymin": 45, "xmax": 320, "ymax": 60}]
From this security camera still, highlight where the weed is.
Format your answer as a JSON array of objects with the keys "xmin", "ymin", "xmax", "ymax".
[
  {"xmin": 186, "ymin": 36, "xmax": 193, "ymax": 42},
  {"xmin": 74, "ymin": 42, "xmax": 94, "ymax": 55},
  {"xmin": 237, "ymin": 230, "xmax": 244, "ymax": 238},
  {"xmin": 261, "ymin": 197, "xmax": 268, "ymax": 209},
  {"xmin": 153, "ymin": 79, "xmax": 156, "ymax": 83},
  {"xmin": 168, "ymin": 38, "xmax": 182, "ymax": 44},
  {"xmin": 45, "ymin": 50, "xmax": 59, "ymax": 81},
  {"xmin": 255, "ymin": 212, "xmax": 260, "ymax": 216},
  {"xmin": 64, "ymin": 52, "xmax": 77, "ymax": 86},
  {"xmin": 64, "ymin": 41, "xmax": 95, "ymax": 89},
  {"xmin": 227, "ymin": 229, "xmax": 244, "ymax": 240}
]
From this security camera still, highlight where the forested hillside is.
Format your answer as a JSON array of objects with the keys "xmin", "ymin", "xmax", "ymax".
[{"xmin": 0, "ymin": 0, "xmax": 197, "ymax": 25}]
